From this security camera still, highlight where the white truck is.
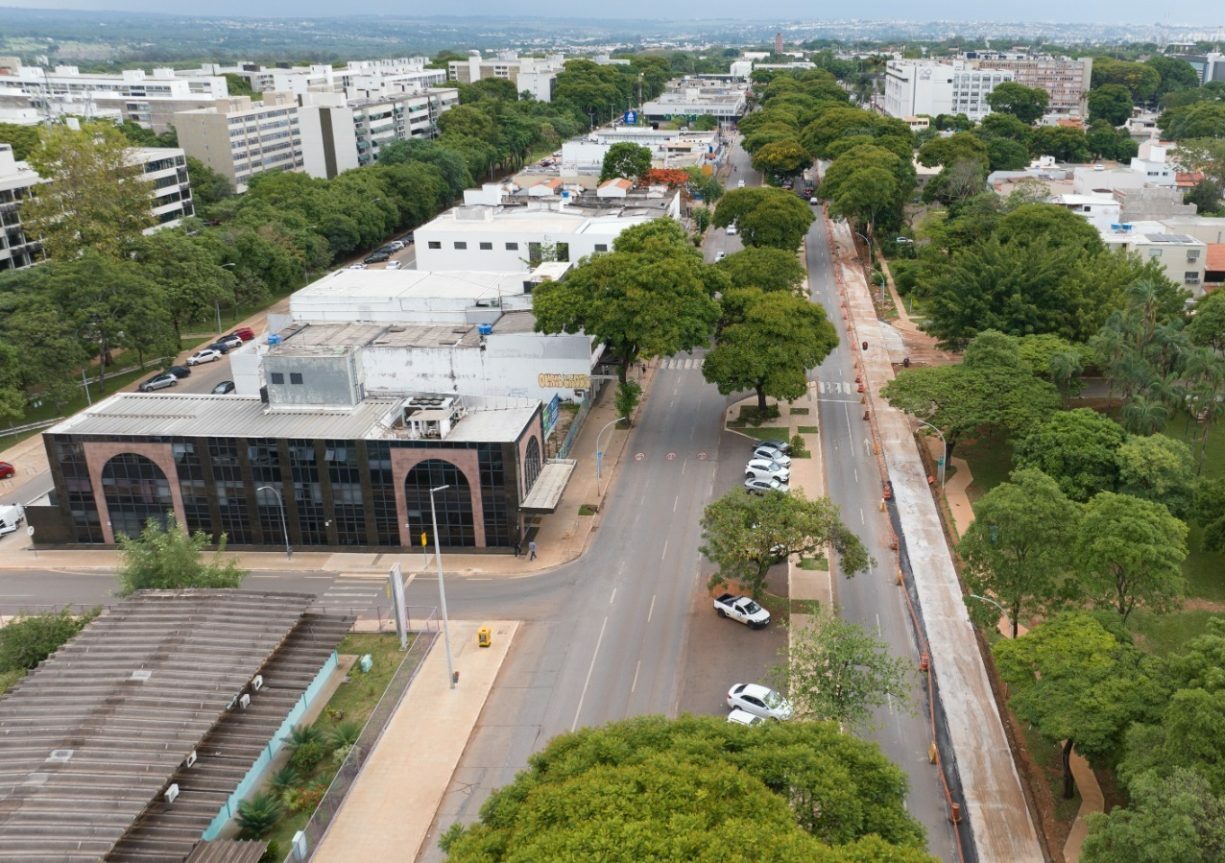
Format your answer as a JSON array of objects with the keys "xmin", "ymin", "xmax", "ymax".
[
  {"xmin": 0, "ymin": 503, "xmax": 25, "ymax": 537},
  {"xmin": 713, "ymin": 593, "xmax": 770, "ymax": 629}
]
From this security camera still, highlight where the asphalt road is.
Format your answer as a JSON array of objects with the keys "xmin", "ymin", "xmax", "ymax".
[{"xmin": 805, "ymin": 207, "xmax": 959, "ymax": 860}]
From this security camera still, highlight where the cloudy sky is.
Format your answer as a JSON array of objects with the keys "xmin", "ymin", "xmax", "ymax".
[{"xmin": 1, "ymin": 0, "xmax": 1220, "ymax": 24}]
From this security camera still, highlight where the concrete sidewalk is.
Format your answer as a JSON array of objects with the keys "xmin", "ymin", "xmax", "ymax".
[
  {"xmin": 0, "ymin": 362, "xmax": 658, "ymax": 576},
  {"xmin": 313, "ymin": 621, "xmax": 518, "ymax": 863}
]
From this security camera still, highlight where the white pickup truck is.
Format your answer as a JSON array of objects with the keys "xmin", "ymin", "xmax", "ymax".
[{"xmin": 713, "ymin": 593, "xmax": 770, "ymax": 629}]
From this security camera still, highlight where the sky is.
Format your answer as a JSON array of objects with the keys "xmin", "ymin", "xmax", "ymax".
[{"xmin": 1, "ymin": 0, "xmax": 1222, "ymax": 24}]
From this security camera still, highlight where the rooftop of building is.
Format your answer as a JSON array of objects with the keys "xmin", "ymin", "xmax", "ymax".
[
  {"xmin": 47, "ymin": 390, "xmax": 539, "ymax": 443},
  {"xmin": 1100, "ymin": 220, "xmax": 1206, "ymax": 245},
  {"xmin": 418, "ymin": 204, "xmax": 659, "ymax": 235},
  {"xmin": 1207, "ymin": 244, "xmax": 1225, "ymax": 274},
  {"xmin": 0, "ymin": 591, "xmax": 343, "ymax": 861},
  {"xmin": 270, "ymin": 311, "xmax": 540, "ymax": 355},
  {"xmin": 292, "ymin": 268, "xmax": 551, "ymax": 306}
]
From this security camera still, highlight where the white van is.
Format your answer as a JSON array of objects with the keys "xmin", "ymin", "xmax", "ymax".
[{"xmin": 0, "ymin": 503, "xmax": 24, "ymax": 537}]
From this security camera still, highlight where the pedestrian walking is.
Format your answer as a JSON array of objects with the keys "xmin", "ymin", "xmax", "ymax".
[
  {"xmin": 528, "ymin": 540, "xmax": 538, "ymax": 561},
  {"xmin": 513, "ymin": 539, "xmax": 521, "ymax": 558}
]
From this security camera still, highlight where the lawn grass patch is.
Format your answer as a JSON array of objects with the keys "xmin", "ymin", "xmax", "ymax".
[
  {"xmin": 578, "ymin": 503, "xmax": 598, "ymax": 516},
  {"xmin": 789, "ymin": 407, "xmax": 810, "ymax": 415},
  {"xmin": 1129, "ymin": 608, "xmax": 1225, "ymax": 656},
  {"xmin": 730, "ymin": 404, "xmax": 781, "ymax": 426},
  {"xmin": 957, "ymin": 436, "xmax": 1014, "ymax": 502},
  {"xmin": 797, "ymin": 425, "xmax": 819, "ymax": 434},
  {"xmin": 734, "ymin": 426, "xmax": 789, "ymax": 442},
  {"xmin": 798, "ymin": 555, "xmax": 828, "ymax": 571}
]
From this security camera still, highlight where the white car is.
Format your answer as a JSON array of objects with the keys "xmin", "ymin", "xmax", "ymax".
[
  {"xmin": 347, "ymin": 263, "xmax": 367, "ymax": 270},
  {"xmin": 736, "ymin": 180, "xmax": 745, "ymax": 189},
  {"xmin": 387, "ymin": 240, "xmax": 406, "ymax": 251},
  {"xmin": 715, "ymin": 250, "xmax": 726, "ymax": 262},
  {"xmin": 386, "ymin": 260, "xmax": 402, "ymax": 270},
  {"xmin": 752, "ymin": 445, "xmax": 791, "ymax": 466},
  {"xmin": 186, "ymin": 348, "xmax": 223, "ymax": 366},
  {"xmin": 745, "ymin": 476, "xmax": 789, "ymax": 495},
  {"xmin": 745, "ymin": 458, "xmax": 790, "ymax": 481},
  {"xmin": 727, "ymin": 683, "xmax": 793, "ymax": 720},
  {"xmin": 726, "ymin": 223, "xmax": 738, "ymax": 235},
  {"xmin": 727, "ymin": 708, "xmax": 766, "ymax": 726}
]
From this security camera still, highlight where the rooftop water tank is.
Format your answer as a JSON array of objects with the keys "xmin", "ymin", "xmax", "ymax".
[
  {"xmin": 267, "ymin": 334, "xmax": 282, "ymax": 346},
  {"xmin": 477, "ymin": 324, "xmax": 494, "ymax": 336}
]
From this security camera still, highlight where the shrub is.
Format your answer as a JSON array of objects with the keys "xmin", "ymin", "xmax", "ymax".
[
  {"xmin": 790, "ymin": 433, "xmax": 810, "ymax": 458},
  {"xmin": 327, "ymin": 721, "xmax": 361, "ymax": 750},
  {"xmin": 286, "ymin": 724, "xmax": 324, "ymax": 749},
  {"xmin": 237, "ymin": 792, "xmax": 282, "ymax": 839},
  {"xmin": 284, "ymin": 784, "xmax": 325, "ymax": 814},
  {"xmin": 289, "ymin": 741, "xmax": 329, "ymax": 774},
  {"xmin": 0, "ymin": 609, "xmax": 98, "ymax": 672},
  {"xmin": 269, "ymin": 765, "xmax": 298, "ymax": 794}
]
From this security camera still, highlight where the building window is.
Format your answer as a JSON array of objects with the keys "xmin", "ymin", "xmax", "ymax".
[
  {"xmin": 480, "ymin": 242, "xmax": 492, "ymax": 250},
  {"xmin": 101, "ymin": 453, "xmax": 173, "ymax": 540},
  {"xmin": 506, "ymin": 242, "xmax": 519, "ymax": 251},
  {"xmin": 594, "ymin": 243, "xmax": 608, "ymax": 253},
  {"xmin": 404, "ymin": 459, "xmax": 475, "ymax": 547},
  {"xmin": 290, "ymin": 372, "xmax": 303, "ymax": 385},
  {"xmin": 556, "ymin": 242, "xmax": 570, "ymax": 262},
  {"xmin": 428, "ymin": 241, "xmax": 441, "ymax": 249},
  {"xmin": 270, "ymin": 372, "xmax": 285, "ymax": 384},
  {"xmin": 1148, "ymin": 249, "xmax": 1162, "ymax": 258},
  {"xmin": 1186, "ymin": 272, "xmax": 1201, "ymax": 284},
  {"xmin": 454, "ymin": 241, "xmax": 467, "ymax": 250}
]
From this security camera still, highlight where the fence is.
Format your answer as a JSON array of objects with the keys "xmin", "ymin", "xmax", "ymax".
[
  {"xmin": 556, "ymin": 377, "xmax": 607, "ymax": 459},
  {"xmin": 283, "ymin": 621, "xmax": 438, "ymax": 862}
]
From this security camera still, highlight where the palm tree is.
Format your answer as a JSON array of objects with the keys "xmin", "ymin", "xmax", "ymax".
[
  {"xmin": 1049, "ymin": 350, "xmax": 1084, "ymax": 405},
  {"xmin": 1121, "ymin": 394, "xmax": 1170, "ymax": 435}
]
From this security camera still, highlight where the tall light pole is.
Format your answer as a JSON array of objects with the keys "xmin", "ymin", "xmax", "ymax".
[
  {"xmin": 855, "ymin": 230, "xmax": 881, "ymax": 306},
  {"xmin": 429, "ymin": 484, "xmax": 456, "ymax": 689},
  {"xmin": 912, "ymin": 418, "xmax": 947, "ymax": 487},
  {"xmin": 595, "ymin": 416, "xmax": 629, "ymax": 497},
  {"xmin": 256, "ymin": 486, "xmax": 292, "ymax": 559}
]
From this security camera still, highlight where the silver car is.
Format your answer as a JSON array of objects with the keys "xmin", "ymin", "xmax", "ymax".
[
  {"xmin": 139, "ymin": 372, "xmax": 178, "ymax": 392},
  {"xmin": 726, "ymin": 683, "xmax": 793, "ymax": 720},
  {"xmin": 752, "ymin": 445, "xmax": 791, "ymax": 466},
  {"xmin": 745, "ymin": 458, "xmax": 790, "ymax": 481},
  {"xmin": 744, "ymin": 476, "xmax": 789, "ymax": 495}
]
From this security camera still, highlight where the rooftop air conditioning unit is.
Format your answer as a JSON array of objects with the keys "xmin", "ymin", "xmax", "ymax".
[
  {"xmin": 251, "ymin": 675, "xmax": 264, "ymax": 691},
  {"xmin": 184, "ymin": 750, "xmax": 197, "ymax": 768},
  {"xmin": 165, "ymin": 784, "xmax": 180, "ymax": 804},
  {"xmin": 239, "ymin": 693, "xmax": 251, "ymax": 709}
]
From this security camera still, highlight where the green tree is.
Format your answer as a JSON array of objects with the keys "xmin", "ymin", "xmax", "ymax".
[
  {"xmin": 1092, "ymin": 57, "xmax": 1162, "ymax": 102},
  {"xmin": 994, "ymin": 612, "xmax": 1165, "ymax": 798},
  {"xmin": 1088, "ymin": 84, "xmax": 1135, "ymax": 126},
  {"xmin": 703, "ymin": 289, "xmax": 838, "ymax": 413},
  {"xmin": 1175, "ymin": 137, "xmax": 1225, "ymax": 187},
  {"xmin": 782, "ymin": 609, "xmax": 911, "ymax": 731},
  {"xmin": 1014, "ymin": 409, "xmax": 1128, "ymax": 502},
  {"xmin": 185, "ymin": 155, "xmax": 232, "ymax": 207},
  {"xmin": 133, "ymin": 230, "xmax": 237, "ymax": 339},
  {"xmin": 22, "ymin": 121, "xmax": 154, "ymax": 260},
  {"xmin": 1116, "ymin": 434, "xmax": 1194, "ymax": 518},
  {"xmin": 714, "ymin": 246, "xmax": 806, "ymax": 294},
  {"xmin": 700, "ymin": 488, "xmax": 869, "ymax": 599},
  {"xmin": 117, "ymin": 514, "xmax": 245, "ymax": 595},
  {"xmin": 985, "ymin": 136, "xmax": 1031, "ymax": 170},
  {"xmin": 958, "ymin": 468, "xmax": 1080, "ymax": 638},
  {"xmin": 751, "ymin": 139, "xmax": 810, "ymax": 180},
  {"xmin": 532, "ymin": 219, "xmax": 720, "ymax": 383},
  {"xmin": 0, "ymin": 609, "xmax": 99, "ymax": 673},
  {"xmin": 1146, "ymin": 55, "xmax": 1201, "ymax": 99},
  {"xmin": 439, "ymin": 715, "xmax": 932, "ymax": 861},
  {"xmin": 1087, "ymin": 120, "xmax": 1139, "ymax": 160},
  {"xmin": 828, "ymin": 166, "xmax": 898, "ymax": 236},
  {"xmin": 1082, "ymin": 769, "xmax": 1225, "ymax": 863},
  {"xmin": 614, "ymin": 380, "xmax": 641, "ymax": 426},
  {"xmin": 917, "ymin": 132, "xmax": 989, "ymax": 169},
  {"xmin": 1185, "ymin": 178, "xmax": 1224, "ymax": 214},
  {"xmin": 599, "ymin": 141, "xmax": 652, "ymax": 182},
  {"xmin": 1160, "ymin": 102, "xmax": 1225, "ymax": 140},
  {"xmin": 1029, "ymin": 126, "xmax": 1092, "ymax": 162},
  {"xmin": 985, "ymin": 82, "xmax": 1050, "ymax": 125},
  {"xmin": 0, "ymin": 122, "xmax": 41, "ymax": 160},
  {"xmin": 1075, "ymin": 492, "xmax": 1187, "ymax": 622},
  {"xmin": 714, "ymin": 186, "xmax": 815, "ymax": 250}
]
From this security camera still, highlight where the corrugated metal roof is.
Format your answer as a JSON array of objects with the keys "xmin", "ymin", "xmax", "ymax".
[
  {"xmin": 0, "ymin": 591, "xmax": 316, "ymax": 862},
  {"xmin": 184, "ymin": 840, "xmax": 267, "ymax": 863},
  {"xmin": 520, "ymin": 459, "xmax": 576, "ymax": 513}
]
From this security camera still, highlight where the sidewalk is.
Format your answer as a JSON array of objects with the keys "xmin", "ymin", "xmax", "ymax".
[
  {"xmin": 0, "ymin": 362, "xmax": 657, "ymax": 576},
  {"xmin": 313, "ymin": 621, "xmax": 518, "ymax": 863}
]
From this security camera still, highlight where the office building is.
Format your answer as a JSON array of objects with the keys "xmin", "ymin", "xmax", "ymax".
[
  {"xmin": 1180, "ymin": 52, "xmax": 1225, "ymax": 85},
  {"xmin": 641, "ymin": 80, "xmax": 749, "ymax": 123},
  {"xmin": 0, "ymin": 143, "xmax": 42, "ymax": 271},
  {"xmin": 0, "ymin": 60, "xmax": 227, "ymax": 132},
  {"xmin": 963, "ymin": 52, "xmax": 1093, "ymax": 115},
  {"xmin": 884, "ymin": 60, "xmax": 1015, "ymax": 121},
  {"xmin": 298, "ymin": 88, "xmax": 458, "ymax": 180},
  {"xmin": 188, "ymin": 57, "xmax": 447, "ymax": 100},
  {"xmin": 134, "ymin": 147, "xmax": 195, "ymax": 227},
  {"xmin": 174, "ymin": 94, "xmax": 302, "ymax": 192}
]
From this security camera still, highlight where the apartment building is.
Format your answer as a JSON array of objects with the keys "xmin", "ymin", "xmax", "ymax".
[
  {"xmin": 132, "ymin": 147, "xmax": 195, "ymax": 227},
  {"xmin": 1100, "ymin": 220, "xmax": 1207, "ymax": 295},
  {"xmin": 446, "ymin": 51, "xmax": 565, "ymax": 101},
  {"xmin": 0, "ymin": 61, "xmax": 227, "ymax": 131},
  {"xmin": 190, "ymin": 57, "xmax": 447, "ymax": 100},
  {"xmin": 963, "ymin": 52, "xmax": 1093, "ymax": 115},
  {"xmin": 0, "ymin": 144, "xmax": 42, "ymax": 271},
  {"xmin": 174, "ymin": 94, "xmax": 302, "ymax": 192},
  {"xmin": 884, "ymin": 60, "xmax": 1014, "ymax": 121},
  {"xmin": 298, "ymin": 88, "xmax": 458, "ymax": 180}
]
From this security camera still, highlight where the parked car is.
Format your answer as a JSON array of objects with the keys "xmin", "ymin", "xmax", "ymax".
[
  {"xmin": 187, "ymin": 348, "xmax": 223, "ymax": 366},
  {"xmin": 166, "ymin": 365, "xmax": 191, "ymax": 379},
  {"xmin": 347, "ymin": 263, "xmax": 368, "ymax": 270},
  {"xmin": 139, "ymin": 372, "xmax": 179, "ymax": 392},
  {"xmin": 752, "ymin": 445, "xmax": 790, "ymax": 466},
  {"xmin": 726, "ymin": 223, "xmax": 738, "ymax": 235},
  {"xmin": 363, "ymin": 251, "xmax": 391, "ymax": 264},
  {"xmin": 745, "ymin": 476, "xmax": 789, "ymax": 495},
  {"xmin": 745, "ymin": 458, "xmax": 790, "ymax": 481},
  {"xmin": 715, "ymin": 250, "xmax": 726, "ymax": 262},
  {"xmin": 0, "ymin": 503, "xmax": 23, "ymax": 536},
  {"xmin": 400, "ymin": 232, "xmax": 414, "ymax": 245},
  {"xmin": 386, "ymin": 240, "xmax": 406, "ymax": 251},
  {"xmin": 713, "ymin": 593, "xmax": 770, "ymax": 629},
  {"xmin": 0, "ymin": 461, "xmax": 15, "ymax": 479},
  {"xmin": 211, "ymin": 380, "xmax": 236, "ymax": 395},
  {"xmin": 757, "ymin": 438, "xmax": 791, "ymax": 455},
  {"xmin": 230, "ymin": 327, "xmax": 255, "ymax": 342},
  {"xmin": 386, "ymin": 260, "xmax": 402, "ymax": 270},
  {"xmin": 736, "ymin": 179, "xmax": 745, "ymax": 188},
  {"xmin": 726, "ymin": 683, "xmax": 793, "ymax": 720},
  {"xmin": 214, "ymin": 334, "xmax": 243, "ymax": 351},
  {"xmin": 726, "ymin": 708, "xmax": 765, "ymax": 726}
]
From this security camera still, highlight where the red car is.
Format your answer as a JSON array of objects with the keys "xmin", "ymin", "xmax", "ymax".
[
  {"xmin": 230, "ymin": 326, "xmax": 255, "ymax": 342},
  {"xmin": 0, "ymin": 461, "xmax": 14, "ymax": 479}
]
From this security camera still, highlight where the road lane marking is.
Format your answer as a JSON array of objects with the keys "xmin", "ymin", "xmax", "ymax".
[
  {"xmin": 681, "ymin": 459, "xmax": 687, "ymax": 476},
  {"xmin": 661, "ymin": 539, "xmax": 669, "ymax": 560},
  {"xmin": 571, "ymin": 615, "xmax": 609, "ymax": 732},
  {"xmin": 609, "ymin": 588, "xmax": 617, "ymax": 605},
  {"xmin": 647, "ymin": 594, "xmax": 656, "ymax": 623},
  {"xmin": 860, "ymin": 507, "xmax": 865, "ymax": 524},
  {"xmin": 673, "ymin": 495, "xmax": 679, "ymax": 512},
  {"xmin": 631, "ymin": 659, "xmax": 641, "ymax": 694},
  {"xmin": 854, "ymin": 468, "xmax": 859, "ymax": 483}
]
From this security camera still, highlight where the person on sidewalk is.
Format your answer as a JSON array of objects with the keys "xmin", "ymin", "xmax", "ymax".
[
  {"xmin": 513, "ymin": 539, "xmax": 521, "ymax": 558},
  {"xmin": 528, "ymin": 540, "xmax": 537, "ymax": 561}
]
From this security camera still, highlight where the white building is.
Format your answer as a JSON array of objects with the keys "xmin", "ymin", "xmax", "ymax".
[
  {"xmin": 298, "ymin": 88, "xmax": 458, "ymax": 179},
  {"xmin": 446, "ymin": 51, "xmax": 566, "ymax": 101},
  {"xmin": 0, "ymin": 144, "xmax": 42, "ymax": 271},
  {"xmin": 961, "ymin": 52, "xmax": 1092, "ymax": 116},
  {"xmin": 560, "ymin": 127, "xmax": 720, "ymax": 175},
  {"xmin": 192, "ymin": 58, "xmax": 447, "ymax": 101},
  {"xmin": 642, "ymin": 80, "xmax": 748, "ymax": 123},
  {"xmin": 884, "ymin": 60, "xmax": 1015, "ymax": 122},
  {"xmin": 0, "ymin": 61, "xmax": 228, "ymax": 131},
  {"xmin": 413, "ymin": 204, "xmax": 663, "ymax": 272},
  {"xmin": 174, "ymin": 94, "xmax": 303, "ymax": 192},
  {"xmin": 132, "ymin": 147, "xmax": 194, "ymax": 228},
  {"xmin": 1100, "ymin": 221, "xmax": 1207, "ymax": 295}
]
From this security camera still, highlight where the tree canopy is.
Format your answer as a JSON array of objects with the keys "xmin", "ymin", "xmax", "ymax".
[
  {"xmin": 714, "ymin": 246, "xmax": 807, "ymax": 294},
  {"xmin": 713, "ymin": 186, "xmax": 815, "ymax": 250},
  {"xmin": 1082, "ymin": 768, "xmax": 1225, "ymax": 863},
  {"xmin": 985, "ymin": 82, "xmax": 1050, "ymax": 125},
  {"xmin": 117, "ymin": 515, "xmax": 244, "ymax": 595},
  {"xmin": 1088, "ymin": 84, "xmax": 1135, "ymax": 127},
  {"xmin": 439, "ymin": 715, "xmax": 934, "ymax": 863},
  {"xmin": 1014, "ymin": 409, "xmax": 1129, "ymax": 502},
  {"xmin": 599, "ymin": 141, "xmax": 652, "ymax": 183}
]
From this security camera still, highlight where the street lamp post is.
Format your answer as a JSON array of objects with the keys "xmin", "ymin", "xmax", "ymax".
[
  {"xmin": 595, "ymin": 416, "xmax": 629, "ymax": 497},
  {"xmin": 429, "ymin": 484, "xmax": 457, "ymax": 689},
  {"xmin": 913, "ymin": 418, "xmax": 947, "ymax": 487},
  {"xmin": 256, "ymin": 485, "xmax": 292, "ymax": 560},
  {"xmin": 855, "ymin": 230, "xmax": 882, "ymax": 306},
  {"xmin": 968, "ymin": 594, "xmax": 1006, "ymax": 616}
]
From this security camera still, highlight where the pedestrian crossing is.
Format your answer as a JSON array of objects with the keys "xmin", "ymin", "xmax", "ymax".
[
  {"xmin": 812, "ymin": 380, "xmax": 860, "ymax": 395},
  {"xmin": 659, "ymin": 357, "xmax": 704, "ymax": 370},
  {"xmin": 312, "ymin": 575, "xmax": 389, "ymax": 612}
]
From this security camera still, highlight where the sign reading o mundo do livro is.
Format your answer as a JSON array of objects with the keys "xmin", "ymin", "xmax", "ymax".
[{"xmin": 538, "ymin": 373, "xmax": 592, "ymax": 389}]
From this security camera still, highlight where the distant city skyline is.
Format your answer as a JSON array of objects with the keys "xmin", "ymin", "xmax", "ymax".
[{"xmin": 0, "ymin": 1, "xmax": 1222, "ymax": 27}]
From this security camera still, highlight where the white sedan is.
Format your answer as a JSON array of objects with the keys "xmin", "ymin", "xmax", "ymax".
[
  {"xmin": 727, "ymin": 708, "xmax": 765, "ymax": 726},
  {"xmin": 744, "ymin": 476, "xmax": 790, "ymax": 495},
  {"xmin": 726, "ymin": 683, "xmax": 793, "ymax": 720},
  {"xmin": 186, "ymin": 348, "xmax": 223, "ymax": 366}
]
